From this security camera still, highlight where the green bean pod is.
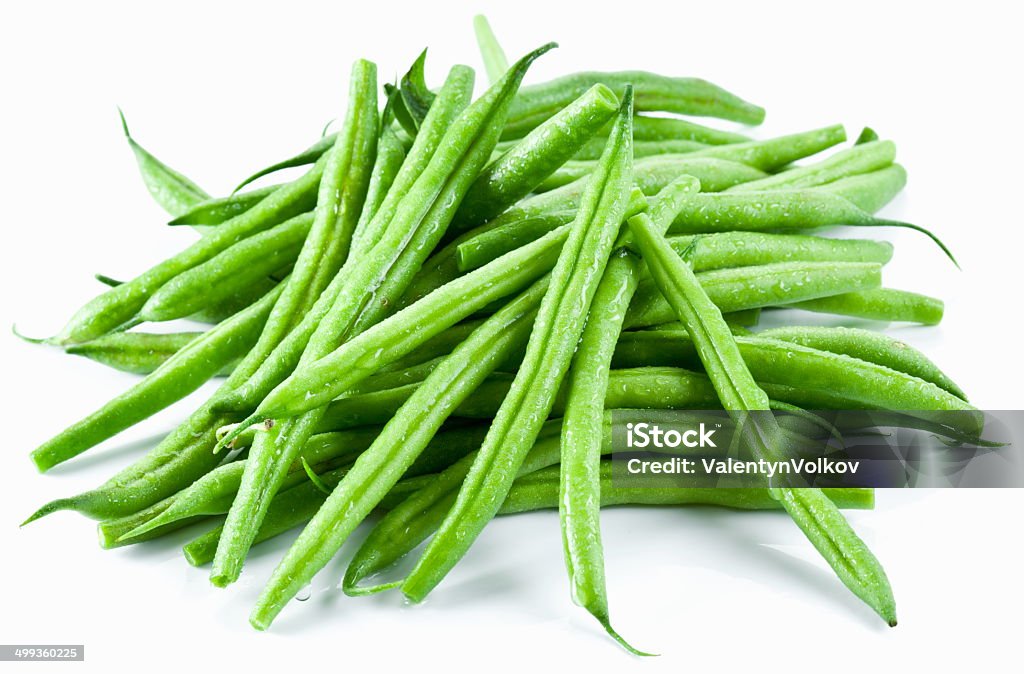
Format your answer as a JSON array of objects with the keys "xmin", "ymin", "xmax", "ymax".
[
  {"xmin": 65, "ymin": 331, "xmax": 223, "ymax": 376},
  {"xmin": 817, "ymin": 164, "xmax": 908, "ymax": 214},
  {"xmin": 25, "ymin": 282, "xmax": 286, "ymax": 475},
  {"xmin": 473, "ymin": 14, "xmax": 509, "ymax": 83},
  {"xmin": 213, "ymin": 64, "xmax": 477, "ymax": 413},
  {"xmin": 452, "ymin": 158, "xmax": 767, "ymax": 274},
  {"xmin": 400, "ymin": 88, "xmax": 635, "ymax": 604},
  {"xmin": 624, "ymin": 261, "xmax": 884, "ymax": 329},
  {"xmin": 343, "ymin": 417, "xmax": 872, "ymax": 594},
  {"xmin": 628, "ymin": 115, "xmax": 749, "ymax": 144},
  {"xmin": 757, "ymin": 325, "xmax": 965, "ymax": 399},
  {"xmin": 786, "ymin": 288, "xmax": 944, "ymax": 325},
  {"xmin": 141, "ymin": 212, "xmax": 313, "ymax": 322},
  {"xmin": 628, "ymin": 215, "xmax": 896, "ymax": 625},
  {"xmin": 249, "ymin": 280, "xmax": 549, "ymax": 628},
  {"xmin": 668, "ymin": 232, "xmax": 894, "ymax": 270},
  {"xmin": 503, "ymin": 71, "xmax": 765, "ymax": 139},
  {"xmin": 537, "ymin": 125, "xmax": 846, "ymax": 189},
  {"xmin": 233, "ymin": 133, "xmax": 337, "ymax": 193},
  {"xmin": 168, "ymin": 185, "xmax": 280, "ymax": 227},
  {"xmin": 727, "ymin": 140, "xmax": 896, "ymax": 192},
  {"xmin": 570, "ymin": 137, "xmax": 709, "ymax": 161},
  {"xmin": 666, "ymin": 189, "xmax": 956, "ymax": 265},
  {"xmin": 535, "ymin": 154, "xmax": 771, "ymax": 193},
  {"xmin": 558, "ymin": 176, "xmax": 700, "ymax": 653},
  {"xmin": 214, "ymin": 48, "xmax": 555, "ymax": 588},
  {"xmin": 453, "ymin": 83, "xmax": 620, "ymax": 229},
  {"xmin": 118, "ymin": 109, "xmax": 209, "ymax": 218},
  {"xmin": 52, "ymin": 156, "xmax": 325, "ymax": 345}
]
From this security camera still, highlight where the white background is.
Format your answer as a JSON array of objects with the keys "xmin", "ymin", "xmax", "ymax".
[{"xmin": 2, "ymin": 1, "xmax": 1023, "ymax": 672}]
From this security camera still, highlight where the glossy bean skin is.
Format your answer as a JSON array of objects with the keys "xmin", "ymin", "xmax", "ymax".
[
  {"xmin": 213, "ymin": 65, "xmax": 477, "ymax": 414},
  {"xmin": 570, "ymin": 137, "xmax": 708, "ymax": 161},
  {"xmin": 119, "ymin": 109, "xmax": 209, "ymax": 218},
  {"xmin": 535, "ymin": 154, "xmax": 770, "ymax": 192},
  {"xmin": 452, "ymin": 158, "xmax": 766, "ymax": 274},
  {"xmin": 817, "ymin": 164, "xmax": 907, "ymax": 214},
  {"xmin": 214, "ymin": 49, "xmax": 555, "ymax": 588},
  {"xmin": 168, "ymin": 185, "xmax": 280, "ymax": 227},
  {"xmin": 25, "ymin": 282, "xmax": 286, "ymax": 475},
  {"xmin": 343, "ymin": 416, "xmax": 872, "ymax": 594},
  {"xmin": 399, "ymin": 89, "xmax": 635, "ymax": 604},
  {"xmin": 786, "ymin": 288, "xmax": 944, "ymax": 325},
  {"xmin": 557, "ymin": 177, "xmax": 699, "ymax": 652},
  {"xmin": 757, "ymin": 325, "xmax": 965, "ymax": 399},
  {"xmin": 727, "ymin": 140, "xmax": 896, "ymax": 192},
  {"xmin": 537, "ymin": 125, "xmax": 845, "ymax": 189},
  {"xmin": 249, "ymin": 280, "xmax": 548, "ymax": 627},
  {"xmin": 628, "ymin": 115, "xmax": 749, "ymax": 144},
  {"xmin": 66, "ymin": 331, "xmax": 213, "ymax": 376},
  {"xmin": 117, "ymin": 428, "xmax": 381, "ymax": 540},
  {"xmin": 452, "ymin": 83, "xmax": 619, "ymax": 230},
  {"xmin": 628, "ymin": 217, "xmax": 896, "ymax": 625},
  {"xmin": 666, "ymin": 232, "xmax": 894, "ymax": 271},
  {"xmin": 624, "ymin": 261, "xmax": 884, "ymax": 329},
  {"xmin": 141, "ymin": 212, "xmax": 313, "ymax": 322},
  {"xmin": 52, "ymin": 156, "xmax": 325, "ymax": 345},
  {"xmin": 503, "ymin": 71, "xmax": 765, "ymax": 139},
  {"xmin": 611, "ymin": 332, "xmax": 980, "ymax": 435}
]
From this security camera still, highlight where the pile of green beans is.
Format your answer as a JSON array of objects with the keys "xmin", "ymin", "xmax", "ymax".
[{"xmin": 19, "ymin": 15, "xmax": 983, "ymax": 654}]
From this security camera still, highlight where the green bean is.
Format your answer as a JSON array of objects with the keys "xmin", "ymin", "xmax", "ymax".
[
  {"xmin": 757, "ymin": 325, "xmax": 966, "ymax": 399},
  {"xmin": 727, "ymin": 140, "xmax": 896, "ymax": 192},
  {"xmin": 535, "ymin": 153, "xmax": 771, "ymax": 192},
  {"xmin": 118, "ymin": 109, "xmax": 209, "ymax": 218},
  {"xmin": 212, "ymin": 64, "xmax": 477, "ymax": 414},
  {"xmin": 213, "ymin": 48, "xmax": 555, "ymax": 588},
  {"xmin": 399, "ymin": 87, "xmax": 635, "ymax": 604},
  {"xmin": 65, "ymin": 331, "xmax": 228, "ymax": 376},
  {"xmin": 453, "ymin": 83, "xmax": 620, "ymax": 230},
  {"xmin": 786, "ymin": 288, "xmax": 944, "ymax": 325},
  {"xmin": 24, "ymin": 281, "xmax": 286, "ymax": 476},
  {"xmin": 628, "ymin": 115, "xmax": 750, "ymax": 144},
  {"xmin": 666, "ymin": 190, "xmax": 956, "ymax": 265},
  {"xmin": 250, "ymin": 280, "xmax": 550, "ymax": 628},
  {"xmin": 473, "ymin": 15, "xmax": 509, "ymax": 84},
  {"xmin": 558, "ymin": 176, "xmax": 698, "ymax": 654},
  {"xmin": 344, "ymin": 416, "xmax": 872, "ymax": 594},
  {"xmin": 610, "ymin": 331, "xmax": 978, "ymax": 431},
  {"xmin": 184, "ymin": 275, "xmax": 285, "ymax": 325},
  {"xmin": 667, "ymin": 232, "xmax": 894, "ymax": 271},
  {"xmin": 855, "ymin": 127, "xmax": 879, "ymax": 145},
  {"xmin": 537, "ymin": 125, "xmax": 846, "ymax": 189},
  {"xmin": 624, "ymin": 261, "xmax": 884, "ymax": 329},
  {"xmin": 233, "ymin": 133, "xmax": 337, "ymax": 193},
  {"xmin": 627, "ymin": 214, "xmax": 897, "ymax": 625},
  {"xmin": 51, "ymin": 154, "xmax": 325, "ymax": 345},
  {"xmin": 350, "ymin": 126, "xmax": 407, "ymax": 252},
  {"xmin": 503, "ymin": 71, "xmax": 764, "ymax": 140},
  {"xmin": 453, "ymin": 158, "xmax": 766, "ymax": 274},
  {"xmin": 816, "ymin": 164, "xmax": 907, "ymax": 214},
  {"xmin": 118, "ymin": 427, "xmax": 382, "ymax": 540},
  {"xmin": 140, "ymin": 212, "xmax": 313, "ymax": 323},
  {"xmin": 168, "ymin": 185, "xmax": 280, "ymax": 227},
  {"xmin": 576, "ymin": 137, "xmax": 709, "ymax": 160}
]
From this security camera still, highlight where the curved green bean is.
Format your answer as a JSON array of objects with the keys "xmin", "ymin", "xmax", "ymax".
[
  {"xmin": 727, "ymin": 140, "xmax": 896, "ymax": 192},
  {"xmin": 817, "ymin": 164, "xmax": 907, "ymax": 214},
  {"xmin": 786, "ymin": 288, "xmax": 944, "ymax": 325},
  {"xmin": 168, "ymin": 185, "xmax": 280, "ymax": 227}
]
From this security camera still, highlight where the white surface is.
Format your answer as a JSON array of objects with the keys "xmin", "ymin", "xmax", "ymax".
[{"xmin": 2, "ymin": 1, "xmax": 1023, "ymax": 672}]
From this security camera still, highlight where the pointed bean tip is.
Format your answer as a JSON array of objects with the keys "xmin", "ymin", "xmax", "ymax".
[
  {"xmin": 600, "ymin": 617, "xmax": 658, "ymax": 657},
  {"xmin": 11, "ymin": 324, "xmax": 47, "ymax": 345}
]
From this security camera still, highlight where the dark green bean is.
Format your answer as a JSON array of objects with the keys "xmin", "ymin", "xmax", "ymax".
[{"xmin": 233, "ymin": 134, "xmax": 337, "ymax": 193}]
